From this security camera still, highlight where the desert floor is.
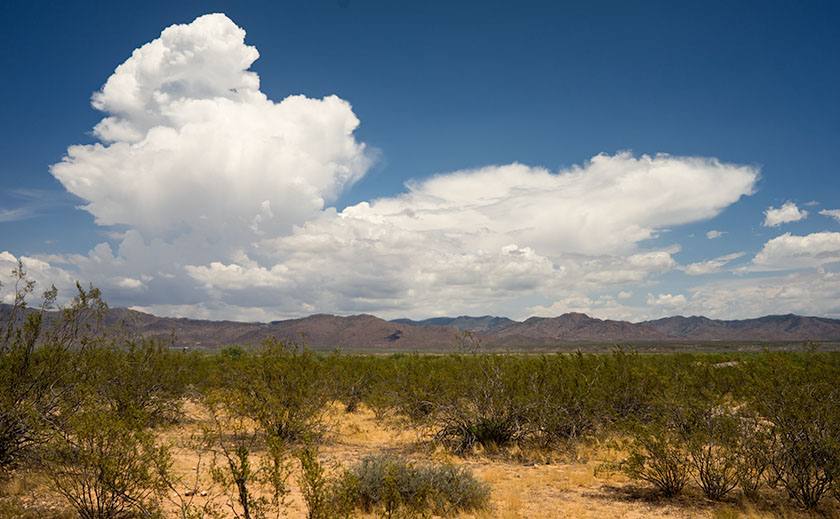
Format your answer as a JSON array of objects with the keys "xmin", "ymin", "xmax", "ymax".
[{"xmin": 3, "ymin": 401, "xmax": 837, "ymax": 519}]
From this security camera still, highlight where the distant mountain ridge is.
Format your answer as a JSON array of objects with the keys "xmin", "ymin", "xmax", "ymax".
[
  {"xmin": 3, "ymin": 304, "xmax": 839, "ymax": 350},
  {"xmin": 104, "ymin": 309, "xmax": 840, "ymax": 349},
  {"xmin": 391, "ymin": 315, "xmax": 515, "ymax": 332},
  {"xmin": 641, "ymin": 314, "xmax": 840, "ymax": 341}
]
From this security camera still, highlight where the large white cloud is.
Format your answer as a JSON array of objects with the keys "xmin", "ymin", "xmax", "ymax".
[
  {"xmin": 50, "ymin": 13, "xmax": 371, "ymax": 239},
  {"xmin": 344, "ymin": 154, "xmax": 757, "ymax": 256},
  {"xmin": 24, "ymin": 13, "xmax": 768, "ymax": 321},
  {"xmin": 181, "ymin": 154, "xmax": 755, "ymax": 318},
  {"xmin": 762, "ymin": 201, "xmax": 808, "ymax": 227}
]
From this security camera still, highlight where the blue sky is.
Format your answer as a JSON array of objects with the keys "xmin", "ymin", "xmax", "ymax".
[{"xmin": 1, "ymin": 1, "xmax": 839, "ymax": 322}]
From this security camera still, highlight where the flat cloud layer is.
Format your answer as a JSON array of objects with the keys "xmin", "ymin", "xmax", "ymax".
[{"xmin": 12, "ymin": 13, "xmax": 839, "ymax": 322}]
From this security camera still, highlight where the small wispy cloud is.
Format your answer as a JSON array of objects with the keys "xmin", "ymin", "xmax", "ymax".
[
  {"xmin": 706, "ymin": 230, "xmax": 725, "ymax": 239},
  {"xmin": 819, "ymin": 209, "xmax": 840, "ymax": 223},
  {"xmin": 0, "ymin": 189, "xmax": 78, "ymax": 222},
  {"xmin": 0, "ymin": 208, "xmax": 33, "ymax": 222},
  {"xmin": 683, "ymin": 252, "xmax": 745, "ymax": 275}
]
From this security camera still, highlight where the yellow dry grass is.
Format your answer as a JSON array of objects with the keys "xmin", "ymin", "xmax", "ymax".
[{"xmin": 3, "ymin": 401, "xmax": 839, "ymax": 519}]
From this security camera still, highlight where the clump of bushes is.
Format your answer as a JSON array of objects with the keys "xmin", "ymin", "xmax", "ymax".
[
  {"xmin": 598, "ymin": 349, "xmax": 840, "ymax": 510},
  {"xmin": 343, "ymin": 453, "xmax": 490, "ymax": 517},
  {"xmin": 742, "ymin": 348, "xmax": 840, "ymax": 509}
]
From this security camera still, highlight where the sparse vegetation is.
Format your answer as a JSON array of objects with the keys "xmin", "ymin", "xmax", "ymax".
[{"xmin": 3, "ymin": 265, "xmax": 840, "ymax": 517}]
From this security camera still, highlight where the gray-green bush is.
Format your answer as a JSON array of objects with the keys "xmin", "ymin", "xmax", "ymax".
[{"xmin": 343, "ymin": 453, "xmax": 490, "ymax": 517}]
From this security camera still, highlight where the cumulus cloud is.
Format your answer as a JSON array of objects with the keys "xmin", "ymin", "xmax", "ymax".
[
  {"xmin": 820, "ymin": 209, "xmax": 840, "ymax": 223},
  {"xmin": 25, "ymin": 14, "xmax": 766, "ymax": 321},
  {"xmin": 706, "ymin": 230, "xmax": 725, "ymax": 239},
  {"xmin": 762, "ymin": 201, "xmax": 808, "ymax": 227},
  {"xmin": 50, "ymin": 13, "xmax": 372, "ymax": 240},
  {"xmin": 750, "ymin": 232, "xmax": 840, "ymax": 270},
  {"xmin": 683, "ymin": 252, "xmax": 745, "ymax": 275}
]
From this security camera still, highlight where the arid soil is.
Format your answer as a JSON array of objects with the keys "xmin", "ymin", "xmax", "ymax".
[{"xmin": 2, "ymin": 402, "xmax": 836, "ymax": 519}]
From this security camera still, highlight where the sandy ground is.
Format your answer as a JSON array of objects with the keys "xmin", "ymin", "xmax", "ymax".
[{"xmin": 2, "ymin": 401, "xmax": 837, "ymax": 519}]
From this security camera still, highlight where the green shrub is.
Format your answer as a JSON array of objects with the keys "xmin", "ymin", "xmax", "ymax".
[
  {"xmin": 687, "ymin": 412, "xmax": 740, "ymax": 501},
  {"xmin": 604, "ymin": 419, "xmax": 690, "ymax": 498},
  {"xmin": 41, "ymin": 407, "xmax": 167, "ymax": 519},
  {"xmin": 0, "ymin": 264, "xmax": 97, "ymax": 472},
  {"xmin": 78, "ymin": 337, "xmax": 189, "ymax": 426},
  {"xmin": 217, "ymin": 337, "xmax": 329, "ymax": 443},
  {"xmin": 527, "ymin": 353, "xmax": 604, "ymax": 451},
  {"xmin": 430, "ymin": 355, "xmax": 528, "ymax": 453},
  {"xmin": 343, "ymin": 453, "xmax": 490, "ymax": 517},
  {"xmin": 733, "ymin": 413, "xmax": 769, "ymax": 499},
  {"xmin": 326, "ymin": 352, "xmax": 379, "ymax": 414},
  {"xmin": 419, "ymin": 462, "xmax": 492, "ymax": 515},
  {"xmin": 296, "ymin": 439, "xmax": 355, "ymax": 519}
]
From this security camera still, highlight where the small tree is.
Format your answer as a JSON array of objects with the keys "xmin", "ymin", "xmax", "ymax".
[
  {"xmin": 203, "ymin": 398, "xmax": 291, "ymax": 519},
  {"xmin": 221, "ymin": 337, "xmax": 330, "ymax": 443},
  {"xmin": 41, "ymin": 407, "xmax": 167, "ymax": 519}
]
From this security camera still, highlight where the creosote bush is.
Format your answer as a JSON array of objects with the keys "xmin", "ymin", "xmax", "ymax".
[
  {"xmin": 343, "ymin": 453, "xmax": 490, "ymax": 517},
  {"xmin": 742, "ymin": 348, "xmax": 840, "ymax": 509},
  {"xmin": 604, "ymin": 420, "xmax": 690, "ymax": 498},
  {"xmin": 41, "ymin": 407, "xmax": 167, "ymax": 519},
  {"xmin": 213, "ymin": 336, "xmax": 330, "ymax": 443},
  {"xmin": 0, "ymin": 263, "xmax": 90, "ymax": 472},
  {"xmin": 202, "ymin": 397, "xmax": 292, "ymax": 519}
]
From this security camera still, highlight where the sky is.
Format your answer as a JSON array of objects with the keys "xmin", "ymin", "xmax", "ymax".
[{"xmin": 1, "ymin": 1, "xmax": 839, "ymax": 323}]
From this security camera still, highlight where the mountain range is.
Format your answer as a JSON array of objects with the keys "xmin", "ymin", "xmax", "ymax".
[
  {"xmin": 4, "ymin": 304, "xmax": 839, "ymax": 350},
  {"xmin": 97, "ymin": 308, "xmax": 840, "ymax": 350}
]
